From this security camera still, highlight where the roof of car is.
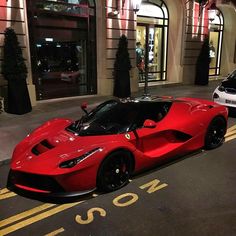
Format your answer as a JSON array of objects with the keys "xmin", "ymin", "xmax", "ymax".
[{"xmin": 118, "ymin": 95, "xmax": 174, "ymax": 104}]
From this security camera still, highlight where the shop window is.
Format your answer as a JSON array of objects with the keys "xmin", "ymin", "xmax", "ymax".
[
  {"xmin": 35, "ymin": 0, "xmax": 89, "ymax": 17},
  {"xmin": 136, "ymin": 0, "xmax": 168, "ymax": 84},
  {"xmin": 209, "ymin": 9, "xmax": 224, "ymax": 76},
  {"xmin": 27, "ymin": 0, "xmax": 97, "ymax": 100},
  {"xmin": 36, "ymin": 41, "xmax": 87, "ymax": 99}
]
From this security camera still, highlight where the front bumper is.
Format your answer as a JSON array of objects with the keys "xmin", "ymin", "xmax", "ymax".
[
  {"xmin": 7, "ymin": 170, "xmax": 96, "ymax": 198},
  {"xmin": 213, "ymin": 88, "xmax": 236, "ymax": 108}
]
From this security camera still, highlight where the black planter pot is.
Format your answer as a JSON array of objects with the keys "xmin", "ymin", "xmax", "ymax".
[
  {"xmin": 195, "ymin": 36, "xmax": 210, "ymax": 86},
  {"xmin": 114, "ymin": 70, "xmax": 131, "ymax": 98},
  {"xmin": 7, "ymin": 79, "xmax": 32, "ymax": 115}
]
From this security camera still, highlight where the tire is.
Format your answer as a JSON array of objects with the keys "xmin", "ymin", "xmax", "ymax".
[
  {"xmin": 97, "ymin": 150, "xmax": 132, "ymax": 192},
  {"xmin": 204, "ymin": 116, "xmax": 226, "ymax": 150}
]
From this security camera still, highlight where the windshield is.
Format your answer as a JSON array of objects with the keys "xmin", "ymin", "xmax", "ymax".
[
  {"xmin": 67, "ymin": 100, "xmax": 139, "ymax": 136},
  {"xmin": 228, "ymin": 70, "xmax": 236, "ymax": 80}
]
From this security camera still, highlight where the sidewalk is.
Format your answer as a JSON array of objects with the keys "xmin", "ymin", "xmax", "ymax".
[{"xmin": 0, "ymin": 80, "xmax": 222, "ymax": 165}]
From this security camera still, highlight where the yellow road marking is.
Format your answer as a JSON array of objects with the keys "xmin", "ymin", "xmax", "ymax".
[
  {"xmin": 0, "ymin": 192, "xmax": 17, "ymax": 200},
  {"xmin": 139, "ymin": 179, "xmax": 168, "ymax": 194},
  {"xmin": 0, "ymin": 188, "xmax": 10, "ymax": 195},
  {"xmin": 0, "ymin": 203, "xmax": 56, "ymax": 228},
  {"xmin": 75, "ymin": 207, "xmax": 106, "ymax": 225},
  {"xmin": 227, "ymin": 124, "xmax": 236, "ymax": 132},
  {"xmin": 225, "ymin": 129, "xmax": 236, "ymax": 138},
  {"xmin": 0, "ymin": 201, "xmax": 83, "ymax": 236},
  {"xmin": 44, "ymin": 227, "xmax": 65, "ymax": 236},
  {"xmin": 225, "ymin": 133, "xmax": 236, "ymax": 143},
  {"xmin": 113, "ymin": 193, "xmax": 139, "ymax": 207},
  {"xmin": 225, "ymin": 124, "xmax": 236, "ymax": 142}
]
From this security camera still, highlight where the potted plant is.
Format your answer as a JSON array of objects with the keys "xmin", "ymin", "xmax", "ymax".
[
  {"xmin": 113, "ymin": 34, "xmax": 132, "ymax": 99},
  {"xmin": 1, "ymin": 28, "xmax": 32, "ymax": 114}
]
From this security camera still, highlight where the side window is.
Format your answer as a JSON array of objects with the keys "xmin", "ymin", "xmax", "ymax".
[
  {"xmin": 136, "ymin": 103, "xmax": 160, "ymax": 128},
  {"xmin": 135, "ymin": 102, "xmax": 172, "ymax": 129},
  {"xmin": 229, "ymin": 70, "xmax": 236, "ymax": 80}
]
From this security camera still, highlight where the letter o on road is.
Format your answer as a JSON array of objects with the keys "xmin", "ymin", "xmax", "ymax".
[{"xmin": 113, "ymin": 193, "xmax": 139, "ymax": 207}]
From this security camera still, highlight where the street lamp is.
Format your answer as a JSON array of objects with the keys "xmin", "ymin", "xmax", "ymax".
[
  {"xmin": 133, "ymin": 0, "xmax": 142, "ymax": 13},
  {"xmin": 107, "ymin": 0, "xmax": 119, "ymax": 18},
  {"xmin": 208, "ymin": 1, "xmax": 218, "ymax": 21}
]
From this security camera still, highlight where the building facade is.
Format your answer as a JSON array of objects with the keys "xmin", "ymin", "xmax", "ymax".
[{"xmin": 0, "ymin": 0, "xmax": 235, "ymax": 104}]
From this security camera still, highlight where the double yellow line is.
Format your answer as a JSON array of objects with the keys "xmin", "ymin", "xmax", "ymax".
[
  {"xmin": 225, "ymin": 124, "xmax": 236, "ymax": 142},
  {"xmin": 0, "ymin": 188, "xmax": 16, "ymax": 200},
  {"xmin": 0, "ymin": 201, "xmax": 83, "ymax": 235}
]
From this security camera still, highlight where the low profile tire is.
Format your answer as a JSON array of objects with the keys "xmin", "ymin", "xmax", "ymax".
[
  {"xmin": 97, "ymin": 150, "xmax": 132, "ymax": 192},
  {"xmin": 204, "ymin": 116, "xmax": 226, "ymax": 150}
]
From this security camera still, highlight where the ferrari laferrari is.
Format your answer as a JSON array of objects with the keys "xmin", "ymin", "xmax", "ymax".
[{"xmin": 7, "ymin": 96, "xmax": 228, "ymax": 197}]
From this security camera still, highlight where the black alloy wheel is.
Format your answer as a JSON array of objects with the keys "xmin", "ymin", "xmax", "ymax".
[
  {"xmin": 97, "ymin": 151, "xmax": 132, "ymax": 192},
  {"xmin": 204, "ymin": 116, "xmax": 226, "ymax": 150}
]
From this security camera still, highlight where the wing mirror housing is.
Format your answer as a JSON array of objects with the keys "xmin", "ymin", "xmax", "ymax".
[
  {"xmin": 81, "ymin": 102, "xmax": 88, "ymax": 115},
  {"xmin": 143, "ymin": 119, "xmax": 156, "ymax": 129}
]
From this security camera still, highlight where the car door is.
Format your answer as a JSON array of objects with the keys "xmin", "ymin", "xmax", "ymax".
[
  {"xmin": 133, "ymin": 101, "xmax": 183, "ymax": 159},
  {"xmin": 132, "ymin": 102, "xmax": 165, "ymax": 158}
]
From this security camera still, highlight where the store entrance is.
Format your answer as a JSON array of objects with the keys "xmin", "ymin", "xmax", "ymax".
[
  {"xmin": 136, "ymin": 24, "xmax": 163, "ymax": 83},
  {"xmin": 208, "ymin": 9, "xmax": 223, "ymax": 77},
  {"xmin": 209, "ymin": 30, "xmax": 222, "ymax": 76},
  {"xmin": 27, "ymin": 0, "xmax": 97, "ymax": 100},
  {"xmin": 136, "ymin": 0, "xmax": 168, "ymax": 85}
]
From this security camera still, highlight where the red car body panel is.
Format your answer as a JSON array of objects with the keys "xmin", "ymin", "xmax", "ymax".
[{"xmin": 8, "ymin": 97, "xmax": 228, "ymax": 196}]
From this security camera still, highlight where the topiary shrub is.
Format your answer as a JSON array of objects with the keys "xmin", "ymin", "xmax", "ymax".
[
  {"xmin": 1, "ymin": 28, "xmax": 32, "ymax": 114},
  {"xmin": 113, "ymin": 34, "xmax": 132, "ymax": 99},
  {"xmin": 195, "ymin": 35, "xmax": 210, "ymax": 86}
]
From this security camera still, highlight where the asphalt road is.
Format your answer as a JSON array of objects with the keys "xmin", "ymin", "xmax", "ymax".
[{"xmin": 0, "ymin": 118, "xmax": 236, "ymax": 236}]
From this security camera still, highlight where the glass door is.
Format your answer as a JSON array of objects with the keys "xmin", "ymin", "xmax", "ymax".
[
  {"xmin": 136, "ymin": 24, "xmax": 163, "ymax": 83},
  {"xmin": 27, "ymin": 0, "xmax": 97, "ymax": 100},
  {"xmin": 136, "ymin": 25, "xmax": 146, "ymax": 83},
  {"xmin": 209, "ymin": 30, "xmax": 220, "ymax": 76},
  {"xmin": 148, "ymin": 26, "xmax": 163, "ymax": 81},
  {"xmin": 208, "ymin": 9, "xmax": 224, "ymax": 77}
]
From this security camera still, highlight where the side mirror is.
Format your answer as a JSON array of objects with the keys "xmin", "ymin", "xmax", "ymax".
[
  {"xmin": 143, "ymin": 119, "xmax": 156, "ymax": 129},
  {"xmin": 81, "ymin": 102, "xmax": 88, "ymax": 115}
]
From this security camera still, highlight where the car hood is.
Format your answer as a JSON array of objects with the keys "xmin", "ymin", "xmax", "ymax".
[
  {"xmin": 11, "ymin": 118, "xmax": 132, "ymax": 175},
  {"xmin": 221, "ymin": 79, "xmax": 236, "ymax": 89}
]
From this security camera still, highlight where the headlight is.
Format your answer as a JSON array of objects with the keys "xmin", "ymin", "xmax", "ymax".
[
  {"xmin": 213, "ymin": 93, "xmax": 219, "ymax": 99},
  {"xmin": 218, "ymin": 85, "xmax": 225, "ymax": 92},
  {"xmin": 59, "ymin": 147, "xmax": 102, "ymax": 168}
]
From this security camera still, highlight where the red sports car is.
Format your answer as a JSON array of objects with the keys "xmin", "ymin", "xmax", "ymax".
[{"xmin": 7, "ymin": 96, "xmax": 228, "ymax": 197}]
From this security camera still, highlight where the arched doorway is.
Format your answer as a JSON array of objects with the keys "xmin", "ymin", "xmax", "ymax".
[
  {"xmin": 209, "ymin": 9, "xmax": 224, "ymax": 77},
  {"xmin": 26, "ymin": 0, "xmax": 97, "ymax": 100},
  {"xmin": 136, "ymin": 0, "xmax": 168, "ymax": 84}
]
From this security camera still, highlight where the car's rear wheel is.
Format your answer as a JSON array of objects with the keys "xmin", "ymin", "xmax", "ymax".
[
  {"xmin": 97, "ymin": 150, "xmax": 132, "ymax": 192},
  {"xmin": 204, "ymin": 116, "xmax": 226, "ymax": 150}
]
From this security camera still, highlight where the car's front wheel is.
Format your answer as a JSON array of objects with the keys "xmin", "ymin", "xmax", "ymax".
[
  {"xmin": 204, "ymin": 116, "xmax": 226, "ymax": 150},
  {"xmin": 97, "ymin": 150, "xmax": 132, "ymax": 192}
]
